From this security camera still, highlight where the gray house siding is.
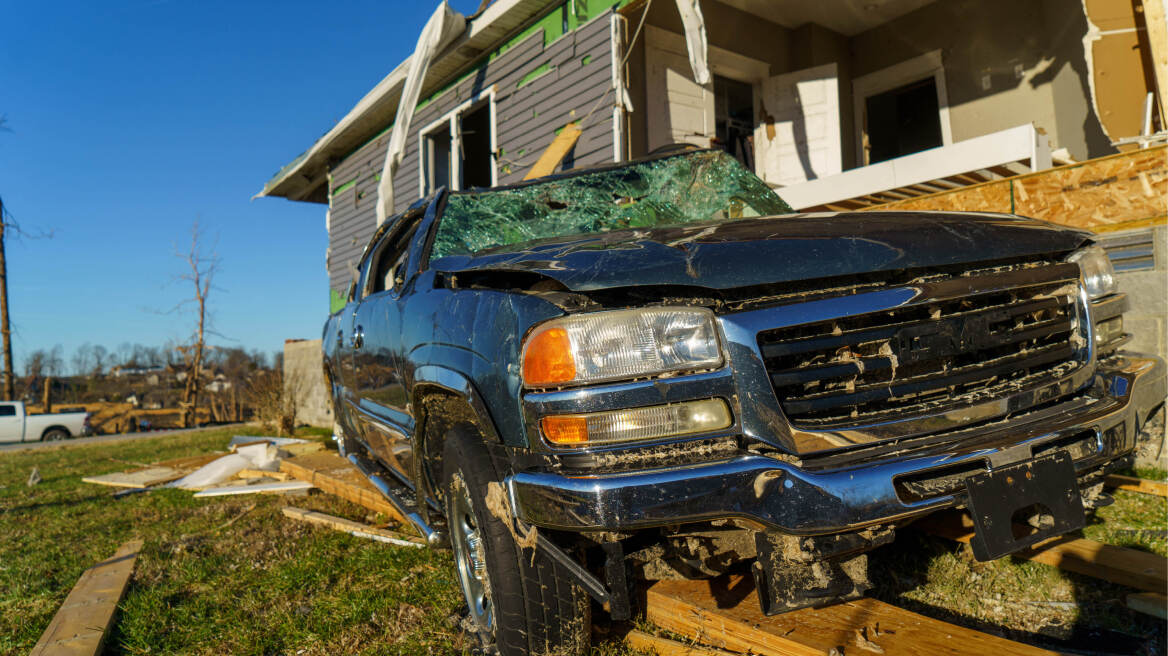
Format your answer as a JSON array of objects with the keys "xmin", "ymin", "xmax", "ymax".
[{"xmin": 327, "ymin": 10, "xmax": 617, "ymax": 298}]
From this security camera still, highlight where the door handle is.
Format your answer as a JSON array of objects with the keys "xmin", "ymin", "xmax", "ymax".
[{"xmin": 351, "ymin": 325, "xmax": 365, "ymax": 349}]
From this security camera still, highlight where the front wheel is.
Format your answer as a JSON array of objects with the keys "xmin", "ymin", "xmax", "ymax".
[
  {"xmin": 442, "ymin": 427, "xmax": 590, "ymax": 656},
  {"xmin": 41, "ymin": 429, "xmax": 68, "ymax": 442}
]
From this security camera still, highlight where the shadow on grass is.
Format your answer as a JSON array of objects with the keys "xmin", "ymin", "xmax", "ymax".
[{"xmin": 869, "ymin": 529, "xmax": 1164, "ymax": 656}]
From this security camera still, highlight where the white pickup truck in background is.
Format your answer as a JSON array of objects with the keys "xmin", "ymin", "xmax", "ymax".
[{"xmin": 0, "ymin": 402, "xmax": 90, "ymax": 442}]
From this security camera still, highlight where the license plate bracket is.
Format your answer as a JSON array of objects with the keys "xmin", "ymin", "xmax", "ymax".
[{"xmin": 965, "ymin": 451, "xmax": 1085, "ymax": 561}]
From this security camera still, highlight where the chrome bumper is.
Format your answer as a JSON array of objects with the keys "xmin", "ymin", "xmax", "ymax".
[{"xmin": 506, "ymin": 354, "xmax": 1166, "ymax": 536}]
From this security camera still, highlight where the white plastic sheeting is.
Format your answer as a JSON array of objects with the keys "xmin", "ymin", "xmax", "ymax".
[
  {"xmin": 375, "ymin": 2, "xmax": 467, "ymax": 226},
  {"xmin": 170, "ymin": 443, "xmax": 281, "ymax": 490},
  {"xmin": 674, "ymin": 0, "xmax": 710, "ymax": 85}
]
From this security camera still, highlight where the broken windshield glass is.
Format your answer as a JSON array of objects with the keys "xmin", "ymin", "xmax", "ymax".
[{"xmin": 431, "ymin": 150, "xmax": 792, "ymax": 259}]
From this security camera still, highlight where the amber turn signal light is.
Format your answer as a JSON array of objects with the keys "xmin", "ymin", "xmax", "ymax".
[
  {"xmin": 540, "ymin": 415, "xmax": 589, "ymax": 445},
  {"xmin": 522, "ymin": 327, "xmax": 576, "ymax": 386}
]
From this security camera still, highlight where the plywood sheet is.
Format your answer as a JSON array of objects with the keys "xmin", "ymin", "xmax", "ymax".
[
  {"xmin": 646, "ymin": 576, "xmax": 1059, "ymax": 656},
  {"xmin": 863, "ymin": 147, "xmax": 1167, "ymax": 233},
  {"xmin": 29, "ymin": 539, "xmax": 143, "ymax": 656}
]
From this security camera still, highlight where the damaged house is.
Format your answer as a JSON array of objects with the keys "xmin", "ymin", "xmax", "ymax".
[{"xmin": 259, "ymin": 0, "xmax": 1166, "ymax": 360}]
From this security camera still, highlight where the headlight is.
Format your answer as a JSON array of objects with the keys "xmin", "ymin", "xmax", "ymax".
[
  {"xmin": 1067, "ymin": 245, "xmax": 1117, "ymax": 299},
  {"xmin": 522, "ymin": 307, "xmax": 722, "ymax": 387}
]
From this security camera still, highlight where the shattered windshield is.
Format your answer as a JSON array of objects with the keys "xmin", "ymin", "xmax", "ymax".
[{"xmin": 430, "ymin": 150, "xmax": 792, "ymax": 258}]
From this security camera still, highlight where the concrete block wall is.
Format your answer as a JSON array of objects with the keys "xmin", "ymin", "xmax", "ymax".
[
  {"xmin": 1107, "ymin": 226, "xmax": 1167, "ymax": 360},
  {"xmin": 1104, "ymin": 225, "xmax": 1167, "ymax": 468},
  {"xmin": 283, "ymin": 339, "xmax": 334, "ymax": 429}
]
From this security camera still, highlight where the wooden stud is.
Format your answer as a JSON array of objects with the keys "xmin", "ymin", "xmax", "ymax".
[
  {"xmin": 645, "ymin": 576, "xmax": 1059, "ymax": 656},
  {"xmin": 30, "ymin": 539, "xmax": 143, "ymax": 656},
  {"xmin": 1126, "ymin": 591, "xmax": 1167, "ymax": 620},
  {"xmin": 523, "ymin": 122, "xmax": 583, "ymax": 180},
  {"xmin": 1105, "ymin": 474, "xmax": 1168, "ymax": 497},
  {"xmin": 920, "ymin": 511, "xmax": 1168, "ymax": 593},
  {"xmin": 279, "ymin": 452, "xmax": 407, "ymax": 524},
  {"xmin": 236, "ymin": 469, "xmax": 290, "ymax": 481},
  {"xmin": 281, "ymin": 506, "xmax": 423, "ymax": 547}
]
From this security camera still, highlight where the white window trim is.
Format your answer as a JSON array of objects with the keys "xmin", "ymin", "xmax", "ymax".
[
  {"xmin": 852, "ymin": 49, "xmax": 952, "ymax": 166},
  {"xmin": 417, "ymin": 87, "xmax": 498, "ymax": 197}
]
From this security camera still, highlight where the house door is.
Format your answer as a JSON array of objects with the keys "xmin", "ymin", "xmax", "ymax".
[{"xmin": 755, "ymin": 63, "xmax": 842, "ymax": 186}]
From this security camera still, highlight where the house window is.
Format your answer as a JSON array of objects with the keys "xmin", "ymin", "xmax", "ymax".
[
  {"xmin": 851, "ymin": 49, "xmax": 952, "ymax": 167},
  {"xmin": 713, "ymin": 75, "xmax": 754, "ymax": 170},
  {"xmin": 864, "ymin": 78, "xmax": 943, "ymax": 164},
  {"xmin": 420, "ymin": 92, "xmax": 497, "ymax": 196}
]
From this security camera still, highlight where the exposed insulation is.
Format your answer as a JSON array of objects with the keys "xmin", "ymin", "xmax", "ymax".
[{"xmin": 861, "ymin": 146, "xmax": 1167, "ymax": 233}]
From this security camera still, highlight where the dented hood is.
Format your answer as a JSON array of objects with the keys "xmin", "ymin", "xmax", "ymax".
[{"xmin": 431, "ymin": 211, "xmax": 1093, "ymax": 292}]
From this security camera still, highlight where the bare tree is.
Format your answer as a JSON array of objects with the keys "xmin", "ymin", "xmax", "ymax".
[
  {"xmin": 91, "ymin": 344, "xmax": 108, "ymax": 376},
  {"xmin": 173, "ymin": 222, "xmax": 219, "ymax": 428}
]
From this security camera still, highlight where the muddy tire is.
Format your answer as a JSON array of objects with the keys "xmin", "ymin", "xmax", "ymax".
[
  {"xmin": 442, "ymin": 427, "xmax": 590, "ymax": 656},
  {"xmin": 41, "ymin": 428, "xmax": 68, "ymax": 442}
]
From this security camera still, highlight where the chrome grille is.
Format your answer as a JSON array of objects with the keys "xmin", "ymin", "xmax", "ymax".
[{"xmin": 758, "ymin": 267, "xmax": 1085, "ymax": 428}]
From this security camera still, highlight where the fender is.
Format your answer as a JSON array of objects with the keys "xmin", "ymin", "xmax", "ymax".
[{"xmin": 411, "ymin": 364, "xmax": 503, "ymax": 444}]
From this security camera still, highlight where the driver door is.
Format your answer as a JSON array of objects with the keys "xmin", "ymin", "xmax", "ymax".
[{"xmin": 350, "ymin": 216, "xmax": 421, "ymax": 478}]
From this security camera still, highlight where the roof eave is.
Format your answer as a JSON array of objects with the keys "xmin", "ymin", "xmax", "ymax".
[{"xmin": 258, "ymin": 0, "xmax": 558, "ymax": 204}]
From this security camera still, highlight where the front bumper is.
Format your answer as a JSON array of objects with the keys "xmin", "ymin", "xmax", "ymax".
[{"xmin": 506, "ymin": 354, "xmax": 1166, "ymax": 536}]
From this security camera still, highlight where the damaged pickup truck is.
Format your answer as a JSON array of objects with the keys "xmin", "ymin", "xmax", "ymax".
[{"xmin": 323, "ymin": 148, "xmax": 1166, "ymax": 655}]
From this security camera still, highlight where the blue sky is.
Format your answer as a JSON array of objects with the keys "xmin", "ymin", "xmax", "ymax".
[{"xmin": 0, "ymin": 0, "xmax": 485, "ymax": 372}]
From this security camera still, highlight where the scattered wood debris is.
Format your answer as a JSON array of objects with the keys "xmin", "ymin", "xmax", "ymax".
[
  {"xmin": 281, "ymin": 506, "xmax": 423, "ymax": 548},
  {"xmin": 193, "ymin": 480, "xmax": 313, "ymax": 498},
  {"xmin": 29, "ymin": 539, "xmax": 143, "ymax": 656},
  {"xmin": 279, "ymin": 452, "xmax": 407, "ymax": 523},
  {"xmin": 644, "ymin": 575, "xmax": 1059, "ymax": 656}
]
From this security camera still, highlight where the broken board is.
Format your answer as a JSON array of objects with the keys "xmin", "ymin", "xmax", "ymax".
[
  {"xmin": 645, "ymin": 575, "xmax": 1060, "ymax": 656},
  {"xmin": 192, "ymin": 480, "xmax": 313, "ymax": 497},
  {"xmin": 279, "ymin": 452, "xmax": 406, "ymax": 523},
  {"xmin": 1105, "ymin": 474, "xmax": 1168, "ymax": 497},
  {"xmin": 29, "ymin": 539, "xmax": 143, "ymax": 656},
  {"xmin": 282, "ymin": 506, "xmax": 423, "ymax": 547},
  {"xmin": 921, "ymin": 511, "xmax": 1168, "ymax": 593},
  {"xmin": 523, "ymin": 122, "xmax": 583, "ymax": 180}
]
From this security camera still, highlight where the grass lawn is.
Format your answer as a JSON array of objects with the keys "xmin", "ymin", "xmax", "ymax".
[{"xmin": 1, "ymin": 427, "xmax": 1164, "ymax": 655}]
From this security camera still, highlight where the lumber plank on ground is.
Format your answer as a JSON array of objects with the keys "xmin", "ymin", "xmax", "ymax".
[
  {"xmin": 523, "ymin": 122, "xmax": 583, "ymax": 180},
  {"xmin": 1105, "ymin": 474, "xmax": 1168, "ymax": 497},
  {"xmin": 624, "ymin": 629, "xmax": 738, "ymax": 655},
  {"xmin": 645, "ymin": 575, "xmax": 1059, "ymax": 656},
  {"xmin": 279, "ymin": 452, "xmax": 406, "ymax": 523},
  {"xmin": 29, "ymin": 539, "xmax": 143, "ymax": 656},
  {"xmin": 1126, "ymin": 592, "xmax": 1167, "ymax": 620},
  {"xmin": 282, "ymin": 506, "xmax": 423, "ymax": 547},
  {"xmin": 193, "ymin": 480, "xmax": 313, "ymax": 497},
  {"xmin": 921, "ymin": 511, "xmax": 1168, "ymax": 593}
]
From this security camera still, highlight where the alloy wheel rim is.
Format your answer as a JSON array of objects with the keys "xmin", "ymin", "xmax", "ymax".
[{"xmin": 450, "ymin": 474, "xmax": 493, "ymax": 632}]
